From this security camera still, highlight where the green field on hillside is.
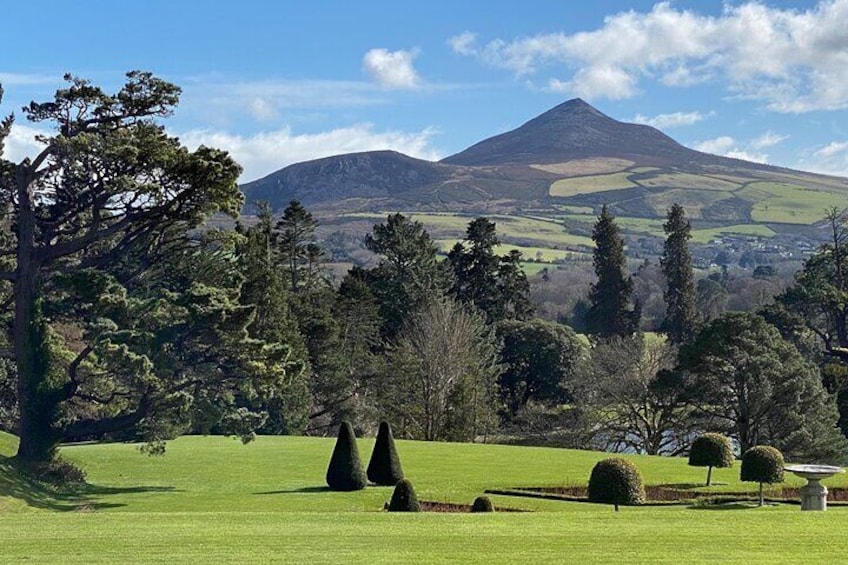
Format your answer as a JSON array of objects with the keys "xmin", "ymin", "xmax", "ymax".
[
  {"xmin": 549, "ymin": 173, "xmax": 637, "ymax": 197},
  {"xmin": 690, "ymin": 224, "xmax": 777, "ymax": 244},
  {"xmin": 1, "ymin": 432, "xmax": 848, "ymax": 563},
  {"xmin": 341, "ymin": 213, "xmax": 594, "ymax": 249},
  {"xmin": 739, "ymin": 182, "xmax": 848, "ymax": 224}
]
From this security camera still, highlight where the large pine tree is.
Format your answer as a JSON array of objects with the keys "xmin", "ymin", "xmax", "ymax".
[
  {"xmin": 660, "ymin": 204, "xmax": 696, "ymax": 343},
  {"xmin": 586, "ymin": 205, "xmax": 639, "ymax": 337},
  {"xmin": 447, "ymin": 217, "xmax": 533, "ymax": 324}
]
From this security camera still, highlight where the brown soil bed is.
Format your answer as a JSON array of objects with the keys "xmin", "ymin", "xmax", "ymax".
[
  {"xmin": 491, "ymin": 485, "xmax": 848, "ymax": 505},
  {"xmin": 419, "ymin": 500, "xmax": 526, "ymax": 513}
]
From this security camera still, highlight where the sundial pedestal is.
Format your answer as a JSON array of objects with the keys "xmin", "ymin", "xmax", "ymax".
[{"xmin": 784, "ymin": 465, "xmax": 844, "ymax": 512}]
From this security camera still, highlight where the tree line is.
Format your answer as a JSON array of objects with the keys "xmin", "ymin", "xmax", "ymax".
[{"xmin": 1, "ymin": 73, "xmax": 847, "ymax": 468}]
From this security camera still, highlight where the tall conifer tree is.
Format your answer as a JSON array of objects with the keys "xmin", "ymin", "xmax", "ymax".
[
  {"xmin": 586, "ymin": 205, "xmax": 638, "ymax": 337},
  {"xmin": 660, "ymin": 204, "xmax": 696, "ymax": 343}
]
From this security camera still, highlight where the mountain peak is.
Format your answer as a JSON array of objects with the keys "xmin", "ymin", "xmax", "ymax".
[{"xmin": 441, "ymin": 98, "xmax": 683, "ymax": 166}]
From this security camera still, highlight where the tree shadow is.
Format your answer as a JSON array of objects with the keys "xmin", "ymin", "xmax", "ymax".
[
  {"xmin": 254, "ymin": 486, "xmax": 331, "ymax": 495},
  {"xmin": 0, "ymin": 458, "xmax": 176, "ymax": 512},
  {"xmin": 687, "ymin": 502, "xmax": 758, "ymax": 511}
]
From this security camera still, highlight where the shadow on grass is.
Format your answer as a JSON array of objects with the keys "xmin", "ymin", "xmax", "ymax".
[
  {"xmin": 657, "ymin": 483, "xmax": 715, "ymax": 490},
  {"xmin": 0, "ymin": 457, "xmax": 176, "ymax": 512},
  {"xmin": 687, "ymin": 502, "xmax": 759, "ymax": 511},
  {"xmin": 254, "ymin": 486, "xmax": 331, "ymax": 495}
]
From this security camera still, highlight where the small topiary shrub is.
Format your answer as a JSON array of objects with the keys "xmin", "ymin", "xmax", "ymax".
[
  {"xmin": 688, "ymin": 433, "xmax": 734, "ymax": 486},
  {"xmin": 471, "ymin": 495, "xmax": 495, "ymax": 512},
  {"xmin": 326, "ymin": 421, "xmax": 367, "ymax": 491},
  {"xmin": 388, "ymin": 478, "xmax": 421, "ymax": 512},
  {"xmin": 587, "ymin": 457, "xmax": 645, "ymax": 511},
  {"xmin": 741, "ymin": 445, "xmax": 784, "ymax": 506},
  {"xmin": 367, "ymin": 421, "xmax": 404, "ymax": 486}
]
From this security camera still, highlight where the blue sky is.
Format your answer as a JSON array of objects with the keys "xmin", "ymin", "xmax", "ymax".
[{"xmin": 2, "ymin": 0, "xmax": 847, "ymax": 182}]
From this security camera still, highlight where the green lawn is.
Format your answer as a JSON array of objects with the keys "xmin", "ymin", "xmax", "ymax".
[{"xmin": 2, "ymin": 433, "xmax": 848, "ymax": 563}]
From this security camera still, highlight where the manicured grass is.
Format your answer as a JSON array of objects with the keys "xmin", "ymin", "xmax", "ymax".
[{"xmin": 2, "ymin": 433, "xmax": 848, "ymax": 562}]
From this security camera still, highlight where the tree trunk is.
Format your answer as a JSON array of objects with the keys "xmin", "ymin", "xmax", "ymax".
[
  {"xmin": 13, "ymin": 164, "xmax": 61, "ymax": 462},
  {"xmin": 706, "ymin": 466, "xmax": 713, "ymax": 487},
  {"xmin": 758, "ymin": 482, "xmax": 764, "ymax": 507}
]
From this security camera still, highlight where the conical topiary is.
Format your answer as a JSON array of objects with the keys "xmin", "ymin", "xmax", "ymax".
[
  {"xmin": 471, "ymin": 495, "xmax": 495, "ymax": 512},
  {"xmin": 326, "ymin": 421, "xmax": 367, "ymax": 491},
  {"xmin": 367, "ymin": 421, "xmax": 404, "ymax": 485},
  {"xmin": 387, "ymin": 478, "xmax": 421, "ymax": 512}
]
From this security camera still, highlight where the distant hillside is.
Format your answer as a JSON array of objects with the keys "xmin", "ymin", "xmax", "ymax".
[{"xmin": 241, "ymin": 98, "xmax": 848, "ymax": 248}]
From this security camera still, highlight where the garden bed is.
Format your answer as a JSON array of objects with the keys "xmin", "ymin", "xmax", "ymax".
[{"xmin": 486, "ymin": 485, "xmax": 848, "ymax": 506}]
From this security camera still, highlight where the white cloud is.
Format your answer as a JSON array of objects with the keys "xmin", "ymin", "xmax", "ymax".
[
  {"xmin": 362, "ymin": 48, "xmax": 421, "ymax": 89},
  {"xmin": 246, "ymin": 97, "xmax": 279, "ymax": 122},
  {"xmin": 2, "ymin": 123, "xmax": 47, "ymax": 162},
  {"xmin": 692, "ymin": 136, "xmax": 736, "ymax": 155},
  {"xmin": 0, "ymin": 72, "xmax": 56, "ymax": 87},
  {"xmin": 548, "ymin": 66, "xmax": 637, "ymax": 100},
  {"xmin": 449, "ymin": 32, "xmax": 478, "ymax": 56},
  {"xmin": 797, "ymin": 141, "xmax": 848, "ymax": 176},
  {"xmin": 750, "ymin": 131, "xmax": 790, "ymax": 150},
  {"xmin": 690, "ymin": 132, "xmax": 783, "ymax": 164},
  {"xmin": 178, "ymin": 124, "xmax": 441, "ymax": 182},
  {"xmin": 452, "ymin": 1, "xmax": 848, "ymax": 110},
  {"xmin": 632, "ymin": 111, "xmax": 709, "ymax": 129},
  {"xmin": 3, "ymin": 121, "xmax": 442, "ymax": 184}
]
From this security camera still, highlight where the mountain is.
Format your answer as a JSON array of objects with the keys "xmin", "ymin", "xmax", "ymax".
[
  {"xmin": 241, "ymin": 99, "xmax": 847, "ymax": 237},
  {"xmin": 441, "ymin": 98, "xmax": 753, "ymax": 169}
]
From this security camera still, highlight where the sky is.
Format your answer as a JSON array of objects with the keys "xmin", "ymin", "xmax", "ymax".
[{"xmin": 2, "ymin": 0, "xmax": 848, "ymax": 183}]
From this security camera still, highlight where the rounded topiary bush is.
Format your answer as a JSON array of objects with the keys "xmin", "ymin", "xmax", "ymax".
[
  {"xmin": 471, "ymin": 495, "xmax": 495, "ymax": 513},
  {"xmin": 388, "ymin": 478, "xmax": 421, "ymax": 512},
  {"xmin": 741, "ymin": 445, "xmax": 784, "ymax": 506},
  {"xmin": 688, "ymin": 433, "xmax": 734, "ymax": 486},
  {"xmin": 587, "ymin": 457, "xmax": 645, "ymax": 511},
  {"xmin": 326, "ymin": 421, "xmax": 367, "ymax": 491},
  {"xmin": 367, "ymin": 421, "xmax": 404, "ymax": 486}
]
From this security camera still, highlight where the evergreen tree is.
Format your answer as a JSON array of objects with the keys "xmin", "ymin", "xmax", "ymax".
[
  {"xmin": 681, "ymin": 312, "xmax": 848, "ymax": 462},
  {"xmin": 364, "ymin": 214, "xmax": 449, "ymax": 340},
  {"xmin": 447, "ymin": 218, "xmax": 532, "ymax": 324},
  {"xmin": 367, "ymin": 421, "xmax": 404, "ymax": 485},
  {"xmin": 326, "ymin": 421, "xmax": 367, "ymax": 491},
  {"xmin": 273, "ymin": 200, "xmax": 322, "ymax": 293},
  {"xmin": 586, "ymin": 206, "xmax": 639, "ymax": 338},
  {"xmin": 234, "ymin": 205, "xmax": 311, "ymax": 435},
  {"xmin": 660, "ymin": 204, "xmax": 696, "ymax": 343},
  {"xmin": 0, "ymin": 72, "xmax": 246, "ymax": 462}
]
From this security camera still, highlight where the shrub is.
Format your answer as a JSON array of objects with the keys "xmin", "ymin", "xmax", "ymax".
[
  {"xmin": 20, "ymin": 456, "xmax": 87, "ymax": 486},
  {"xmin": 388, "ymin": 478, "xmax": 421, "ymax": 512},
  {"xmin": 688, "ymin": 433, "xmax": 734, "ymax": 486},
  {"xmin": 367, "ymin": 421, "xmax": 404, "ymax": 486},
  {"xmin": 741, "ymin": 445, "xmax": 784, "ymax": 506},
  {"xmin": 587, "ymin": 457, "xmax": 645, "ymax": 511},
  {"xmin": 325, "ymin": 421, "xmax": 367, "ymax": 491},
  {"xmin": 471, "ymin": 495, "xmax": 495, "ymax": 512}
]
